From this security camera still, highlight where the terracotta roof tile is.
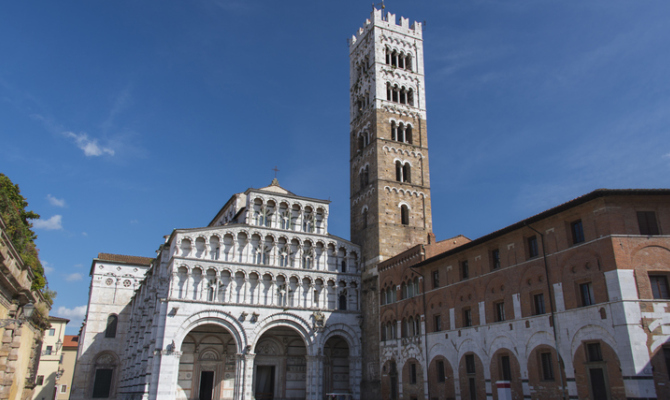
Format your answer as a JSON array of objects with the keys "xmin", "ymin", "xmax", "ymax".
[
  {"xmin": 63, "ymin": 335, "xmax": 79, "ymax": 348},
  {"xmin": 97, "ymin": 253, "xmax": 153, "ymax": 266}
]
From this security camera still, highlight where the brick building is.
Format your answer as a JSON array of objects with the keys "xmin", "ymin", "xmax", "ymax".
[{"xmin": 377, "ymin": 189, "xmax": 670, "ymax": 400}]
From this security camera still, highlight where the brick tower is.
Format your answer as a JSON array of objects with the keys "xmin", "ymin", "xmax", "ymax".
[{"xmin": 349, "ymin": 7, "xmax": 433, "ymax": 397}]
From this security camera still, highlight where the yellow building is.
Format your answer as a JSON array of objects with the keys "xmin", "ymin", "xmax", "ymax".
[
  {"xmin": 56, "ymin": 335, "xmax": 79, "ymax": 400},
  {"xmin": 32, "ymin": 317, "xmax": 68, "ymax": 400},
  {"xmin": 0, "ymin": 216, "xmax": 47, "ymax": 400}
]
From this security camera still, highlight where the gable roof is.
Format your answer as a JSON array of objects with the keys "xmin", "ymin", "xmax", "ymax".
[{"xmin": 97, "ymin": 253, "xmax": 153, "ymax": 266}]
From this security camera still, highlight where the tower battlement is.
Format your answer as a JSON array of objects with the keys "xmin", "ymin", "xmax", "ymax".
[{"xmin": 349, "ymin": 8, "xmax": 422, "ymax": 49}]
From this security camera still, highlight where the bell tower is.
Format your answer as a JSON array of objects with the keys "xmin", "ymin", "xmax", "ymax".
[{"xmin": 349, "ymin": 7, "xmax": 433, "ymax": 397}]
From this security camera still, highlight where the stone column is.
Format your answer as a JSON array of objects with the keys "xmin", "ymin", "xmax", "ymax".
[
  {"xmin": 308, "ymin": 284, "xmax": 314, "ymax": 309},
  {"xmin": 306, "ymin": 355, "xmax": 320, "ymax": 400},
  {"xmin": 241, "ymin": 353, "xmax": 256, "ymax": 400},
  {"xmin": 270, "ymin": 280, "xmax": 276, "ymax": 306},
  {"xmin": 350, "ymin": 355, "xmax": 362, "ymax": 400}
]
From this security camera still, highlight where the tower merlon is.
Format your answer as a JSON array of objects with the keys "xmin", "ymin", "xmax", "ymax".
[{"xmin": 349, "ymin": 8, "xmax": 422, "ymax": 50}]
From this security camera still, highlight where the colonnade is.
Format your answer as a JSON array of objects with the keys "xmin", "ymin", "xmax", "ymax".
[{"xmin": 170, "ymin": 267, "xmax": 361, "ymax": 311}]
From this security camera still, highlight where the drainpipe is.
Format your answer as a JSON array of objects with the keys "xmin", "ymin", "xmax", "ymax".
[
  {"xmin": 525, "ymin": 223, "xmax": 568, "ymax": 400},
  {"xmin": 410, "ymin": 245, "xmax": 431, "ymax": 400}
]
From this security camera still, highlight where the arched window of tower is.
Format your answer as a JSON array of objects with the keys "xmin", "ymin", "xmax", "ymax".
[
  {"xmin": 403, "ymin": 163, "xmax": 411, "ymax": 183},
  {"xmin": 400, "ymin": 204, "xmax": 410, "ymax": 225}
]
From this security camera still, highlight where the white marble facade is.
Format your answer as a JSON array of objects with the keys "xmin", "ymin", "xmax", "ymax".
[{"xmin": 72, "ymin": 180, "xmax": 363, "ymax": 400}]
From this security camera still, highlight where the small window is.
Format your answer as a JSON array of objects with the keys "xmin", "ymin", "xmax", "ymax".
[
  {"xmin": 434, "ymin": 315, "xmax": 442, "ymax": 332},
  {"xmin": 432, "ymin": 270, "xmax": 439, "ymax": 289},
  {"xmin": 463, "ymin": 308, "xmax": 472, "ymax": 327},
  {"xmin": 650, "ymin": 275, "xmax": 670, "ymax": 299},
  {"xmin": 579, "ymin": 282, "xmax": 595, "ymax": 306},
  {"xmin": 533, "ymin": 293, "xmax": 546, "ymax": 315},
  {"xmin": 338, "ymin": 293, "xmax": 347, "ymax": 310},
  {"xmin": 491, "ymin": 249, "xmax": 500, "ymax": 270},
  {"xmin": 637, "ymin": 211, "xmax": 660, "ymax": 235},
  {"xmin": 540, "ymin": 352, "xmax": 554, "ymax": 381},
  {"xmin": 363, "ymin": 208, "xmax": 368, "ymax": 229},
  {"xmin": 663, "ymin": 347, "xmax": 670, "ymax": 379},
  {"xmin": 500, "ymin": 355, "xmax": 511, "ymax": 381},
  {"xmin": 48, "ymin": 329, "xmax": 55, "ymax": 336},
  {"xmin": 401, "ymin": 205, "xmax": 409, "ymax": 225},
  {"xmin": 45, "ymin": 345, "xmax": 53, "ymax": 355},
  {"xmin": 437, "ymin": 360, "xmax": 445, "ymax": 383},
  {"xmin": 341, "ymin": 260, "xmax": 347, "ymax": 273},
  {"xmin": 61, "ymin": 384, "xmax": 68, "ymax": 393},
  {"xmin": 571, "ymin": 220, "xmax": 585, "ymax": 244},
  {"xmin": 527, "ymin": 236, "xmax": 539, "ymax": 258},
  {"xmin": 586, "ymin": 342, "xmax": 603, "ymax": 362},
  {"xmin": 105, "ymin": 315, "xmax": 118, "ymax": 338},
  {"xmin": 36, "ymin": 375, "xmax": 44, "ymax": 385},
  {"xmin": 465, "ymin": 354, "xmax": 476, "ymax": 374},
  {"xmin": 461, "ymin": 260, "xmax": 469, "ymax": 280},
  {"xmin": 410, "ymin": 363, "xmax": 417, "ymax": 384},
  {"xmin": 495, "ymin": 301, "xmax": 506, "ymax": 322}
]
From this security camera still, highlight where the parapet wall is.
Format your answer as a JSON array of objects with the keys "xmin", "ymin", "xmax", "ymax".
[{"xmin": 349, "ymin": 8, "xmax": 422, "ymax": 50}]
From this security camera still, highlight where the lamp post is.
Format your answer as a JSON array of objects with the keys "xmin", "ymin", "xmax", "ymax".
[{"xmin": 0, "ymin": 302, "xmax": 35, "ymax": 328}]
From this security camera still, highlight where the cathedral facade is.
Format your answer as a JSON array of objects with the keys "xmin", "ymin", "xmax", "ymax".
[{"xmin": 72, "ymin": 182, "xmax": 362, "ymax": 400}]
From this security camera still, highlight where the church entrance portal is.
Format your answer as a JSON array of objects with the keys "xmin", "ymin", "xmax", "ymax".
[
  {"xmin": 254, "ymin": 365, "xmax": 275, "ymax": 400},
  {"xmin": 199, "ymin": 371, "xmax": 214, "ymax": 400},
  {"xmin": 324, "ymin": 336, "xmax": 350, "ymax": 395},
  {"xmin": 177, "ymin": 324, "xmax": 237, "ymax": 400},
  {"xmin": 254, "ymin": 327, "xmax": 307, "ymax": 399}
]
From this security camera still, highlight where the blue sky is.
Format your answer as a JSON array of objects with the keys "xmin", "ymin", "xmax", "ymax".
[{"xmin": 1, "ymin": 1, "xmax": 668, "ymax": 334}]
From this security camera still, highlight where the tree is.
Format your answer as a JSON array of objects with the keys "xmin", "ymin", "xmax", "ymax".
[{"xmin": 0, "ymin": 173, "xmax": 48, "ymax": 293}]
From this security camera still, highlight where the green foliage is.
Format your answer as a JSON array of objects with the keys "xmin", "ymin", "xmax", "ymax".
[
  {"xmin": 0, "ymin": 173, "xmax": 46, "ymax": 291},
  {"xmin": 42, "ymin": 288, "xmax": 57, "ymax": 306}
]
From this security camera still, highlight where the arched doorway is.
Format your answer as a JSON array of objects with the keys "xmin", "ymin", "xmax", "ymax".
[
  {"xmin": 323, "ymin": 336, "xmax": 350, "ymax": 395},
  {"xmin": 177, "ymin": 324, "xmax": 237, "ymax": 400},
  {"xmin": 254, "ymin": 327, "xmax": 307, "ymax": 400}
]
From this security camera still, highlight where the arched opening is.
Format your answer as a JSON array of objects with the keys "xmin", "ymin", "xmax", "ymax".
[
  {"xmin": 177, "ymin": 324, "xmax": 237, "ymax": 400},
  {"xmin": 254, "ymin": 327, "xmax": 307, "ymax": 400},
  {"xmin": 90, "ymin": 352, "xmax": 118, "ymax": 399},
  {"xmin": 489, "ymin": 349, "xmax": 522, "ymax": 400},
  {"xmin": 428, "ymin": 356, "xmax": 455, "ymax": 400},
  {"xmin": 381, "ymin": 360, "xmax": 399, "ymax": 400},
  {"xmin": 402, "ymin": 358, "xmax": 425, "ymax": 400},
  {"xmin": 459, "ymin": 353, "xmax": 486, "ymax": 400},
  {"xmin": 324, "ymin": 336, "xmax": 351, "ymax": 396},
  {"xmin": 105, "ymin": 314, "xmax": 118, "ymax": 338},
  {"xmin": 402, "ymin": 163, "xmax": 411, "ymax": 183},
  {"xmin": 401, "ymin": 205, "xmax": 410, "ymax": 225}
]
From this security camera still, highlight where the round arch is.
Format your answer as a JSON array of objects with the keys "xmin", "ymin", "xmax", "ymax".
[
  {"xmin": 172, "ymin": 309, "xmax": 247, "ymax": 354},
  {"xmin": 251, "ymin": 312, "xmax": 313, "ymax": 352}
]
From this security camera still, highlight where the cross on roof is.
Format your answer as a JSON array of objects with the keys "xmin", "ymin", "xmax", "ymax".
[{"xmin": 272, "ymin": 166, "xmax": 280, "ymax": 178}]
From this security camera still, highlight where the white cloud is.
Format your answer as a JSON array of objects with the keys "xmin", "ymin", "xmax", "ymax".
[
  {"xmin": 56, "ymin": 305, "xmax": 87, "ymax": 320},
  {"xmin": 33, "ymin": 215, "xmax": 63, "ymax": 230},
  {"xmin": 82, "ymin": 232, "xmax": 88, "ymax": 237},
  {"xmin": 63, "ymin": 131, "xmax": 115, "ymax": 157},
  {"xmin": 64, "ymin": 273, "xmax": 83, "ymax": 281},
  {"xmin": 663, "ymin": 152, "xmax": 670, "ymax": 159},
  {"xmin": 42, "ymin": 260, "xmax": 55, "ymax": 274},
  {"xmin": 46, "ymin": 194, "xmax": 66, "ymax": 207},
  {"xmin": 130, "ymin": 219, "xmax": 138, "ymax": 224}
]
